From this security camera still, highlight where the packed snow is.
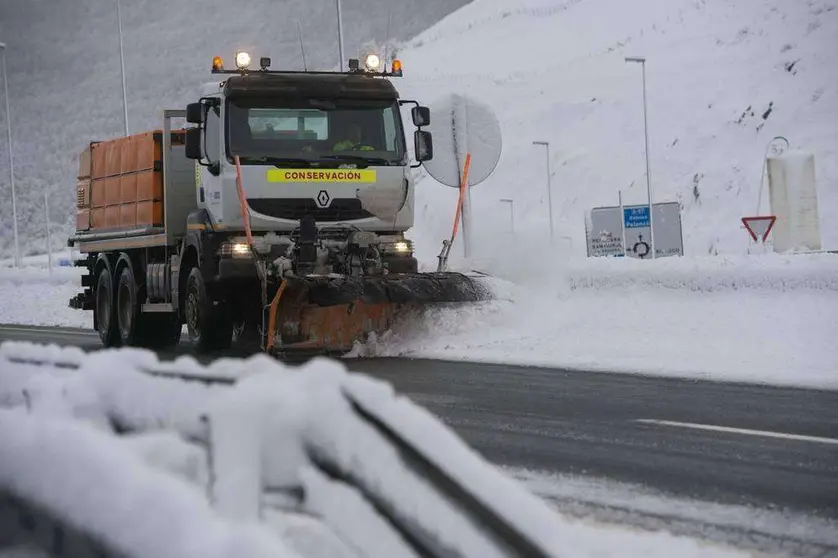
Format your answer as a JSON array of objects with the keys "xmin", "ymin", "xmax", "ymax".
[
  {"xmin": 349, "ymin": 251, "xmax": 838, "ymax": 389},
  {"xmin": 0, "ymin": 342, "xmax": 751, "ymax": 557},
  {"xmin": 0, "ymin": 408, "xmax": 303, "ymax": 558}
]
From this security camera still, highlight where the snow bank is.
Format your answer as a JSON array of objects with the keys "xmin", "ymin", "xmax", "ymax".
[
  {"xmin": 0, "ymin": 343, "xmax": 753, "ymax": 556},
  {"xmin": 563, "ymin": 252, "xmax": 838, "ymax": 292},
  {"xmin": 0, "ymin": 264, "xmax": 88, "ymax": 328},
  {"xmin": 0, "ymin": 408, "xmax": 301, "ymax": 558},
  {"xmin": 351, "ymin": 279, "xmax": 838, "ymax": 389},
  {"xmin": 0, "ymin": 342, "xmax": 226, "ymax": 437}
]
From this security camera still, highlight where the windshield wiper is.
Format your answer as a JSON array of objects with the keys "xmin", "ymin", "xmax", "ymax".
[
  {"xmin": 319, "ymin": 154, "xmax": 393, "ymax": 167},
  {"xmin": 239, "ymin": 156, "xmax": 316, "ymax": 167}
]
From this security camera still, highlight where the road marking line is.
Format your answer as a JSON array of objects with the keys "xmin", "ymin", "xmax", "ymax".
[
  {"xmin": 634, "ymin": 419, "xmax": 838, "ymax": 445},
  {"xmin": 0, "ymin": 326, "xmax": 96, "ymax": 337}
]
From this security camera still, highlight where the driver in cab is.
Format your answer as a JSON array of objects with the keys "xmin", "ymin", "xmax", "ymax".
[{"xmin": 332, "ymin": 122, "xmax": 375, "ymax": 151}]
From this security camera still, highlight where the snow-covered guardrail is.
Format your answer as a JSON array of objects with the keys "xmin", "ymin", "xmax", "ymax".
[{"xmin": 0, "ymin": 342, "xmax": 565, "ymax": 558}]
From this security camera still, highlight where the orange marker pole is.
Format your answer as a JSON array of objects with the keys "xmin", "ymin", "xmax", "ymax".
[
  {"xmin": 450, "ymin": 153, "xmax": 472, "ymax": 241},
  {"xmin": 233, "ymin": 155, "xmax": 253, "ymax": 246}
]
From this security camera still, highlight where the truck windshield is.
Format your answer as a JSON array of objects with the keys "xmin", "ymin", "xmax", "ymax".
[{"xmin": 226, "ymin": 97, "xmax": 406, "ymax": 166}]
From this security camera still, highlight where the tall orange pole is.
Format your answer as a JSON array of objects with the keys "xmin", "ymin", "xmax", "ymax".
[
  {"xmin": 450, "ymin": 153, "xmax": 472, "ymax": 240},
  {"xmin": 233, "ymin": 155, "xmax": 253, "ymax": 246}
]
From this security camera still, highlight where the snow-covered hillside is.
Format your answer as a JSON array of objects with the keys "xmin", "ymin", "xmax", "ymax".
[
  {"xmin": 394, "ymin": 0, "xmax": 837, "ymax": 264},
  {"xmin": 0, "ymin": 0, "xmax": 471, "ymax": 258}
]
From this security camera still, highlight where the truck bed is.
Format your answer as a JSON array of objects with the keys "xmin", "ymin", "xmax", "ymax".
[{"xmin": 70, "ymin": 112, "xmax": 198, "ymax": 253}]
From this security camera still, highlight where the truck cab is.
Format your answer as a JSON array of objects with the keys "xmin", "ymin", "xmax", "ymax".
[{"xmin": 185, "ymin": 54, "xmax": 433, "ymax": 273}]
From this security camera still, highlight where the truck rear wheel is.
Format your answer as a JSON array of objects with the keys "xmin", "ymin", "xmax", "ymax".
[
  {"xmin": 116, "ymin": 265, "xmax": 140, "ymax": 346},
  {"xmin": 117, "ymin": 264, "xmax": 181, "ymax": 349},
  {"xmin": 184, "ymin": 267, "xmax": 232, "ymax": 352},
  {"xmin": 95, "ymin": 266, "xmax": 120, "ymax": 347}
]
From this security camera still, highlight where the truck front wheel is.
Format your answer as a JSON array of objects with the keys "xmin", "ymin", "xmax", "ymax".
[
  {"xmin": 95, "ymin": 266, "xmax": 120, "ymax": 347},
  {"xmin": 184, "ymin": 267, "xmax": 232, "ymax": 352}
]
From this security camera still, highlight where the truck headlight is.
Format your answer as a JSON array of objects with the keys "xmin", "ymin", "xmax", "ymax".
[
  {"xmin": 219, "ymin": 242, "xmax": 252, "ymax": 258},
  {"xmin": 379, "ymin": 237, "xmax": 413, "ymax": 255}
]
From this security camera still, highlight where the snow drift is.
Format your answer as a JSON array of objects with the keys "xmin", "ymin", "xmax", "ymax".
[{"xmin": 0, "ymin": 342, "xmax": 748, "ymax": 557}]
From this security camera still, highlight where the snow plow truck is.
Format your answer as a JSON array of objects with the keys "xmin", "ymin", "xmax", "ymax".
[{"xmin": 68, "ymin": 52, "xmax": 490, "ymax": 355}]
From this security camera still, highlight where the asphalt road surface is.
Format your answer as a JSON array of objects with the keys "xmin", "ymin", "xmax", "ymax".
[{"xmin": 2, "ymin": 324, "xmax": 837, "ymax": 554}]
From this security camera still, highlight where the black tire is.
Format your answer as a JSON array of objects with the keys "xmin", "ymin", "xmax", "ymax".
[
  {"xmin": 95, "ymin": 266, "xmax": 120, "ymax": 347},
  {"xmin": 116, "ymin": 265, "xmax": 139, "ymax": 346},
  {"xmin": 184, "ymin": 267, "xmax": 232, "ymax": 352}
]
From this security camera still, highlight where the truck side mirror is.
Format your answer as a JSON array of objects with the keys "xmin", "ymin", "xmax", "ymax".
[
  {"xmin": 186, "ymin": 102, "xmax": 204, "ymax": 124},
  {"xmin": 185, "ymin": 128, "xmax": 202, "ymax": 160},
  {"xmin": 412, "ymin": 106, "xmax": 430, "ymax": 127},
  {"xmin": 414, "ymin": 130, "xmax": 433, "ymax": 162}
]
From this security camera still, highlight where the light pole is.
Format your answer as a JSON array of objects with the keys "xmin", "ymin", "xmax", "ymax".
[
  {"xmin": 0, "ymin": 42, "xmax": 20, "ymax": 268},
  {"xmin": 499, "ymin": 198, "xmax": 515, "ymax": 233},
  {"xmin": 335, "ymin": 0, "xmax": 345, "ymax": 71},
  {"xmin": 116, "ymin": 0, "xmax": 129, "ymax": 136},
  {"xmin": 532, "ymin": 140, "xmax": 554, "ymax": 242},
  {"xmin": 625, "ymin": 56, "xmax": 655, "ymax": 258}
]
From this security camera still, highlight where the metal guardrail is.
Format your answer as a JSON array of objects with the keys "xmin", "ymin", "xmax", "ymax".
[{"xmin": 1, "ymin": 350, "xmax": 559, "ymax": 558}]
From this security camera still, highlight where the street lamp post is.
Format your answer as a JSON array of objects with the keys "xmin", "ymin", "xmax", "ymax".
[
  {"xmin": 0, "ymin": 42, "xmax": 20, "ymax": 268},
  {"xmin": 625, "ymin": 56, "xmax": 655, "ymax": 258},
  {"xmin": 499, "ymin": 198, "xmax": 515, "ymax": 233},
  {"xmin": 116, "ymin": 0, "xmax": 129, "ymax": 136},
  {"xmin": 532, "ymin": 140, "xmax": 554, "ymax": 242},
  {"xmin": 335, "ymin": 0, "xmax": 345, "ymax": 71}
]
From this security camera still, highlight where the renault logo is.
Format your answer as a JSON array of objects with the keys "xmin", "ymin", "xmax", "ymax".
[{"xmin": 316, "ymin": 190, "xmax": 331, "ymax": 208}]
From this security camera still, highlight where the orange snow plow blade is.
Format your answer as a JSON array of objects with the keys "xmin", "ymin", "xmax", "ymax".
[{"xmin": 265, "ymin": 272, "xmax": 491, "ymax": 355}]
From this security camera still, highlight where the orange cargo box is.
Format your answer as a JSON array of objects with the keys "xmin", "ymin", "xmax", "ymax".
[
  {"xmin": 137, "ymin": 200, "xmax": 163, "ymax": 226},
  {"xmin": 104, "ymin": 206, "xmax": 120, "ymax": 229},
  {"xmin": 89, "ymin": 130, "xmax": 187, "ymax": 180},
  {"xmin": 120, "ymin": 203, "xmax": 137, "ymax": 228},
  {"xmin": 76, "ymin": 209, "xmax": 90, "ymax": 231},
  {"xmin": 120, "ymin": 174, "xmax": 137, "ymax": 204},
  {"xmin": 105, "ymin": 177, "xmax": 121, "ymax": 206},
  {"xmin": 91, "ymin": 180, "xmax": 107, "ymax": 208},
  {"xmin": 137, "ymin": 169, "xmax": 164, "ymax": 201},
  {"xmin": 105, "ymin": 139, "xmax": 123, "ymax": 178},
  {"xmin": 91, "ymin": 208, "xmax": 106, "ymax": 229}
]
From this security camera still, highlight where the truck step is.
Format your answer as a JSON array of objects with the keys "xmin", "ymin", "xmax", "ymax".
[{"xmin": 142, "ymin": 303, "xmax": 174, "ymax": 313}]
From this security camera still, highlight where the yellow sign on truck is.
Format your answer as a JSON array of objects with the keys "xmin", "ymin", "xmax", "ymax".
[{"xmin": 266, "ymin": 169, "xmax": 377, "ymax": 183}]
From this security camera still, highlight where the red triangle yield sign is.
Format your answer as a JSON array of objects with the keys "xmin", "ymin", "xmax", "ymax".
[{"xmin": 742, "ymin": 216, "xmax": 777, "ymax": 242}]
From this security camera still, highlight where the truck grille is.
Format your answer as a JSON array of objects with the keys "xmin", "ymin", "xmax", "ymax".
[{"xmin": 247, "ymin": 198, "xmax": 373, "ymax": 222}]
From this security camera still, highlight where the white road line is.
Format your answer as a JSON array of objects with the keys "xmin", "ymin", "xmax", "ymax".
[
  {"xmin": 634, "ymin": 419, "xmax": 838, "ymax": 446},
  {"xmin": 0, "ymin": 326, "xmax": 95, "ymax": 336}
]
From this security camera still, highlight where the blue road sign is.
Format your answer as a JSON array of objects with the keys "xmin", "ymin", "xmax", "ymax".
[{"xmin": 624, "ymin": 206, "xmax": 650, "ymax": 228}]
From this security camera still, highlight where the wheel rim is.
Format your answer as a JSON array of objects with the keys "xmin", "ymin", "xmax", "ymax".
[
  {"xmin": 96, "ymin": 282, "xmax": 110, "ymax": 334},
  {"xmin": 186, "ymin": 288, "xmax": 201, "ymax": 339},
  {"xmin": 118, "ymin": 280, "xmax": 132, "ymax": 338}
]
